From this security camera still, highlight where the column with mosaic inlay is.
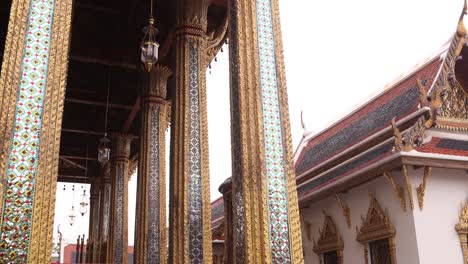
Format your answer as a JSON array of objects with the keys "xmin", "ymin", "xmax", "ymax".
[
  {"xmin": 228, "ymin": 0, "xmax": 304, "ymax": 263},
  {"xmin": 134, "ymin": 64, "xmax": 172, "ymax": 264},
  {"xmin": 107, "ymin": 133, "xmax": 132, "ymax": 264},
  {"xmin": 0, "ymin": 0, "xmax": 73, "ymax": 262},
  {"xmin": 168, "ymin": 0, "xmax": 213, "ymax": 263},
  {"xmin": 97, "ymin": 163, "xmax": 111, "ymax": 263},
  {"xmin": 86, "ymin": 177, "xmax": 101, "ymax": 263}
]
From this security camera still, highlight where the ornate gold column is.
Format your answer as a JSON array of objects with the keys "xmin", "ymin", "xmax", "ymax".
[
  {"xmin": 228, "ymin": 0, "xmax": 304, "ymax": 262},
  {"xmin": 219, "ymin": 178, "xmax": 233, "ymax": 264},
  {"xmin": 169, "ymin": 0, "xmax": 213, "ymax": 263},
  {"xmin": 134, "ymin": 64, "xmax": 172, "ymax": 263},
  {"xmin": 97, "ymin": 163, "xmax": 111, "ymax": 263},
  {"xmin": 0, "ymin": 0, "xmax": 73, "ymax": 262},
  {"xmin": 87, "ymin": 177, "xmax": 101, "ymax": 263},
  {"xmin": 107, "ymin": 133, "xmax": 132, "ymax": 264}
]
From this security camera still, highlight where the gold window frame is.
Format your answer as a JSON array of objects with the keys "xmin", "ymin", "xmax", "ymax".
[
  {"xmin": 313, "ymin": 212, "xmax": 344, "ymax": 264},
  {"xmin": 456, "ymin": 201, "xmax": 468, "ymax": 264},
  {"xmin": 356, "ymin": 193, "xmax": 397, "ymax": 264}
]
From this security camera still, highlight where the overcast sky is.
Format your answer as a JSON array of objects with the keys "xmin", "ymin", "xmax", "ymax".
[{"xmin": 54, "ymin": 0, "xmax": 466, "ymax": 247}]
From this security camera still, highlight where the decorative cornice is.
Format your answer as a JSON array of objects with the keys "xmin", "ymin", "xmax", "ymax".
[
  {"xmin": 334, "ymin": 194, "xmax": 351, "ymax": 229},
  {"xmin": 402, "ymin": 165, "xmax": 415, "ymax": 210},
  {"xmin": 383, "ymin": 172, "xmax": 407, "ymax": 212},
  {"xmin": 416, "ymin": 166, "xmax": 432, "ymax": 210}
]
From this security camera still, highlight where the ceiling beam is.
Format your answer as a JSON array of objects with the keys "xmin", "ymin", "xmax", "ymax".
[
  {"xmin": 60, "ymin": 155, "xmax": 98, "ymax": 161},
  {"xmin": 61, "ymin": 128, "xmax": 105, "ymax": 136},
  {"xmin": 70, "ymin": 55, "xmax": 137, "ymax": 70},
  {"xmin": 65, "ymin": 98, "xmax": 134, "ymax": 110},
  {"xmin": 60, "ymin": 156, "xmax": 87, "ymax": 170},
  {"xmin": 122, "ymin": 97, "xmax": 141, "ymax": 133}
]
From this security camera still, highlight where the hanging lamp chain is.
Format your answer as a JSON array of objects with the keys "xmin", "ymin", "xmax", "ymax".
[{"xmin": 104, "ymin": 67, "xmax": 110, "ymax": 135}]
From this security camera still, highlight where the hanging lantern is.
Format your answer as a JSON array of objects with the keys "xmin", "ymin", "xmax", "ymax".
[
  {"xmin": 140, "ymin": 18, "xmax": 160, "ymax": 72},
  {"xmin": 68, "ymin": 206, "xmax": 76, "ymax": 226},
  {"xmin": 79, "ymin": 190, "xmax": 88, "ymax": 216},
  {"xmin": 98, "ymin": 134, "xmax": 110, "ymax": 164}
]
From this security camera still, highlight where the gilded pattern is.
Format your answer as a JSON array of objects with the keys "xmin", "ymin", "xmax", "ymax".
[
  {"xmin": 188, "ymin": 44, "xmax": 204, "ymax": 263},
  {"xmin": 0, "ymin": 0, "xmax": 55, "ymax": 261},
  {"xmin": 114, "ymin": 163, "xmax": 125, "ymax": 264},
  {"xmin": 313, "ymin": 213, "xmax": 344, "ymax": 264},
  {"xmin": 256, "ymin": 0, "xmax": 292, "ymax": 262},
  {"xmin": 456, "ymin": 201, "xmax": 468, "ymax": 264},
  {"xmin": 147, "ymin": 107, "xmax": 161, "ymax": 263}
]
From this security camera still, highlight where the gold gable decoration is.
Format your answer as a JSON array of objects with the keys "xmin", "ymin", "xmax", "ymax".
[
  {"xmin": 356, "ymin": 193, "xmax": 397, "ymax": 264},
  {"xmin": 313, "ymin": 212, "xmax": 344, "ymax": 264},
  {"xmin": 435, "ymin": 1, "xmax": 468, "ymax": 129},
  {"xmin": 456, "ymin": 201, "xmax": 468, "ymax": 264}
]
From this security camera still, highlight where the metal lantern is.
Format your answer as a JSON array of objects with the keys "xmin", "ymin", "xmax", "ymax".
[
  {"xmin": 98, "ymin": 134, "xmax": 110, "ymax": 164},
  {"xmin": 68, "ymin": 206, "xmax": 76, "ymax": 226},
  {"xmin": 79, "ymin": 190, "xmax": 88, "ymax": 216},
  {"xmin": 140, "ymin": 18, "xmax": 160, "ymax": 72}
]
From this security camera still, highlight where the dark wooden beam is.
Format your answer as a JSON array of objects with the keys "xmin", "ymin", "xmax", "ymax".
[
  {"xmin": 61, "ymin": 129, "xmax": 105, "ymax": 136},
  {"xmin": 65, "ymin": 98, "xmax": 134, "ymax": 110},
  {"xmin": 70, "ymin": 55, "xmax": 137, "ymax": 70},
  {"xmin": 122, "ymin": 97, "xmax": 141, "ymax": 133},
  {"xmin": 60, "ymin": 155, "xmax": 98, "ymax": 161}
]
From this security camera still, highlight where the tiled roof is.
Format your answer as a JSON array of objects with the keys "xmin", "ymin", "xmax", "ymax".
[
  {"xmin": 295, "ymin": 58, "xmax": 442, "ymax": 176},
  {"xmin": 417, "ymin": 137, "xmax": 468, "ymax": 156},
  {"xmin": 297, "ymin": 141, "xmax": 394, "ymax": 197}
]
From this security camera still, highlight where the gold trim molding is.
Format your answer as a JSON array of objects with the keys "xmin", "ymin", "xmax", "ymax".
[
  {"xmin": 456, "ymin": 201, "xmax": 468, "ymax": 264},
  {"xmin": 416, "ymin": 166, "xmax": 432, "ymax": 210},
  {"xmin": 402, "ymin": 165, "xmax": 415, "ymax": 210},
  {"xmin": 313, "ymin": 212, "xmax": 344, "ymax": 264},
  {"xmin": 383, "ymin": 172, "xmax": 407, "ymax": 212},
  {"xmin": 335, "ymin": 194, "xmax": 351, "ymax": 229}
]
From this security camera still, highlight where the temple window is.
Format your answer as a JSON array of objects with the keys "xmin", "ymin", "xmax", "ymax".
[
  {"xmin": 369, "ymin": 239, "xmax": 392, "ymax": 264},
  {"xmin": 313, "ymin": 212, "xmax": 344, "ymax": 264},
  {"xmin": 356, "ymin": 193, "xmax": 397, "ymax": 264}
]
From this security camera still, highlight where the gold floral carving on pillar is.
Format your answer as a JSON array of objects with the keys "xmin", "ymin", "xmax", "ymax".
[
  {"xmin": 228, "ymin": 0, "xmax": 304, "ymax": 262},
  {"xmin": 335, "ymin": 194, "xmax": 352, "ymax": 229},
  {"xmin": 383, "ymin": 172, "xmax": 407, "ymax": 212},
  {"xmin": 313, "ymin": 212, "xmax": 344, "ymax": 264},
  {"xmin": 456, "ymin": 201, "xmax": 468, "ymax": 264},
  {"xmin": 135, "ymin": 64, "xmax": 172, "ymax": 264},
  {"xmin": 356, "ymin": 193, "xmax": 397, "ymax": 264},
  {"xmin": 169, "ymin": 0, "xmax": 213, "ymax": 263},
  {"xmin": 416, "ymin": 166, "xmax": 432, "ymax": 210}
]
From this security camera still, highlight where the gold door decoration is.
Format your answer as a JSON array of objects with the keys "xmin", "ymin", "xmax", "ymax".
[
  {"xmin": 456, "ymin": 201, "xmax": 468, "ymax": 264},
  {"xmin": 356, "ymin": 193, "xmax": 397, "ymax": 264},
  {"xmin": 313, "ymin": 212, "xmax": 344, "ymax": 264}
]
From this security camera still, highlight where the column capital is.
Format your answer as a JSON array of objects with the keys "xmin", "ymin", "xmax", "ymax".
[
  {"xmin": 144, "ymin": 64, "xmax": 172, "ymax": 105},
  {"xmin": 111, "ymin": 133, "xmax": 132, "ymax": 162}
]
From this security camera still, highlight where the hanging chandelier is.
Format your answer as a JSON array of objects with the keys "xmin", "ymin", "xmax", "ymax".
[
  {"xmin": 79, "ymin": 189, "xmax": 88, "ymax": 216},
  {"xmin": 68, "ymin": 205, "xmax": 76, "ymax": 226},
  {"xmin": 140, "ymin": 0, "xmax": 159, "ymax": 72}
]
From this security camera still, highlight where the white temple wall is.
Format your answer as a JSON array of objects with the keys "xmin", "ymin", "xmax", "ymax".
[
  {"xmin": 408, "ymin": 167, "xmax": 468, "ymax": 264},
  {"xmin": 300, "ymin": 174, "xmax": 420, "ymax": 264}
]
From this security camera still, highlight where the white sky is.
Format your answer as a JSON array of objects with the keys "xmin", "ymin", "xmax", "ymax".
[{"xmin": 54, "ymin": 0, "xmax": 466, "ymax": 247}]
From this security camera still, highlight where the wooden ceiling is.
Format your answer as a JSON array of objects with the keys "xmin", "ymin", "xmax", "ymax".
[{"xmin": 0, "ymin": 0, "xmax": 227, "ymax": 183}]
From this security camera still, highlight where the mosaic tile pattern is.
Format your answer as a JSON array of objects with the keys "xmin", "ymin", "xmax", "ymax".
[
  {"xmin": 147, "ymin": 108, "xmax": 160, "ymax": 263},
  {"xmin": 0, "ymin": 0, "xmax": 55, "ymax": 261},
  {"xmin": 114, "ymin": 163, "xmax": 125, "ymax": 264},
  {"xmin": 227, "ymin": 0, "xmax": 246, "ymax": 260},
  {"xmin": 255, "ymin": 0, "xmax": 292, "ymax": 262},
  {"xmin": 188, "ymin": 44, "xmax": 203, "ymax": 264},
  {"xmin": 102, "ymin": 183, "xmax": 111, "ymax": 239}
]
